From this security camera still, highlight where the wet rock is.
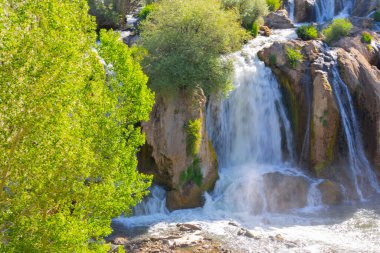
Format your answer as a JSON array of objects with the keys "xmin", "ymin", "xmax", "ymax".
[
  {"xmin": 317, "ymin": 179, "xmax": 344, "ymax": 205},
  {"xmin": 264, "ymin": 10, "xmax": 294, "ymax": 29},
  {"xmin": 294, "ymin": 0, "xmax": 316, "ymax": 23},
  {"xmin": 139, "ymin": 90, "xmax": 218, "ymax": 210},
  {"xmin": 112, "ymin": 236, "xmax": 128, "ymax": 245},
  {"xmin": 352, "ymin": 0, "xmax": 380, "ymax": 17},
  {"xmin": 237, "ymin": 228, "xmax": 258, "ymax": 239},
  {"xmin": 263, "ymin": 172, "xmax": 309, "ymax": 211},
  {"xmin": 259, "ymin": 26, "xmax": 271, "ymax": 37},
  {"xmin": 176, "ymin": 223, "xmax": 202, "ymax": 232}
]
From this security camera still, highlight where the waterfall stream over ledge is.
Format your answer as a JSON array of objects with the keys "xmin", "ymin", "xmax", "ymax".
[{"xmin": 114, "ymin": 30, "xmax": 380, "ymax": 253}]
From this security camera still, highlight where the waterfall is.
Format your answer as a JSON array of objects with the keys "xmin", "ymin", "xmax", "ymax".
[
  {"xmin": 315, "ymin": 0, "xmax": 354, "ymax": 23},
  {"xmin": 133, "ymin": 185, "xmax": 168, "ymax": 216},
  {"xmin": 328, "ymin": 53, "xmax": 380, "ymax": 200},
  {"xmin": 205, "ymin": 30, "xmax": 321, "ymax": 214}
]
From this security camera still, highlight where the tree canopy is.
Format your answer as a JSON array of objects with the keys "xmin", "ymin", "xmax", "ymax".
[
  {"xmin": 139, "ymin": 0, "xmax": 249, "ymax": 96},
  {"xmin": 0, "ymin": 0, "xmax": 154, "ymax": 252}
]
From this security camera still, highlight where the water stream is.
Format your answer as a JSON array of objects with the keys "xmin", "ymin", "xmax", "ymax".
[{"xmin": 115, "ymin": 30, "xmax": 380, "ymax": 252}]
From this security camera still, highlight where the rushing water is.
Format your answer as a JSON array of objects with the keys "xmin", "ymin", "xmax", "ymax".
[
  {"xmin": 328, "ymin": 52, "xmax": 380, "ymax": 200},
  {"xmin": 115, "ymin": 30, "xmax": 380, "ymax": 252}
]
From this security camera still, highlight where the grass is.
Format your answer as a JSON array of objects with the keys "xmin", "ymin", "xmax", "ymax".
[
  {"xmin": 296, "ymin": 25, "xmax": 318, "ymax": 40},
  {"xmin": 286, "ymin": 47, "xmax": 303, "ymax": 69}
]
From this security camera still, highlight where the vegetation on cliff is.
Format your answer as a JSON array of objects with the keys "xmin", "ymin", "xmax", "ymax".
[
  {"xmin": 140, "ymin": 0, "xmax": 249, "ymax": 96},
  {"xmin": 222, "ymin": 0, "xmax": 269, "ymax": 28},
  {"xmin": 296, "ymin": 25, "xmax": 318, "ymax": 40},
  {"xmin": 0, "ymin": 0, "xmax": 154, "ymax": 252},
  {"xmin": 322, "ymin": 18, "xmax": 352, "ymax": 44}
]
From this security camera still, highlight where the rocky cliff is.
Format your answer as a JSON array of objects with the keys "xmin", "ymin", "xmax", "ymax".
[{"xmin": 138, "ymin": 90, "xmax": 218, "ymax": 210}]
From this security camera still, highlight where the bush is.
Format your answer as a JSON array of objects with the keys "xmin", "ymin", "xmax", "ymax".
[
  {"xmin": 252, "ymin": 20, "xmax": 259, "ymax": 37},
  {"xmin": 185, "ymin": 119, "xmax": 202, "ymax": 156},
  {"xmin": 266, "ymin": 0, "xmax": 281, "ymax": 12},
  {"xmin": 88, "ymin": 0, "xmax": 124, "ymax": 29},
  {"xmin": 286, "ymin": 47, "xmax": 303, "ymax": 69},
  {"xmin": 361, "ymin": 32, "xmax": 372, "ymax": 44},
  {"xmin": 322, "ymin": 18, "xmax": 352, "ymax": 44},
  {"xmin": 296, "ymin": 25, "xmax": 318, "ymax": 40},
  {"xmin": 222, "ymin": 0, "xmax": 269, "ymax": 28},
  {"xmin": 140, "ymin": 0, "xmax": 248, "ymax": 95},
  {"xmin": 138, "ymin": 4, "xmax": 155, "ymax": 20},
  {"xmin": 180, "ymin": 158, "xmax": 203, "ymax": 186},
  {"xmin": 374, "ymin": 11, "xmax": 380, "ymax": 22}
]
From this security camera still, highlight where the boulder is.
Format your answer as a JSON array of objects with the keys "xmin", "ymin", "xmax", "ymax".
[
  {"xmin": 317, "ymin": 179, "xmax": 344, "ymax": 205},
  {"xmin": 264, "ymin": 10, "xmax": 295, "ymax": 29},
  {"xmin": 352, "ymin": 0, "xmax": 380, "ymax": 17},
  {"xmin": 294, "ymin": 0, "xmax": 316, "ymax": 23},
  {"xmin": 259, "ymin": 25, "xmax": 271, "ymax": 37},
  {"xmin": 263, "ymin": 172, "xmax": 309, "ymax": 211},
  {"xmin": 140, "ymin": 90, "xmax": 218, "ymax": 210}
]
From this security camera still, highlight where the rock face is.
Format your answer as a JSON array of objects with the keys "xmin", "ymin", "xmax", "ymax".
[
  {"xmin": 294, "ymin": 0, "xmax": 316, "ymax": 23},
  {"xmin": 139, "ymin": 90, "xmax": 218, "ymax": 210},
  {"xmin": 334, "ymin": 34, "xmax": 380, "ymax": 172},
  {"xmin": 317, "ymin": 179, "xmax": 344, "ymax": 205},
  {"xmin": 352, "ymin": 0, "xmax": 380, "ymax": 17},
  {"xmin": 263, "ymin": 172, "xmax": 309, "ymax": 211},
  {"xmin": 264, "ymin": 10, "xmax": 295, "ymax": 29}
]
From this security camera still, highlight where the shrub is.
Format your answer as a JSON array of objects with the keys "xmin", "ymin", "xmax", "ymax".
[
  {"xmin": 361, "ymin": 32, "xmax": 372, "ymax": 44},
  {"xmin": 140, "ymin": 0, "xmax": 248, "ymax": 95},
  {"xmin": 252, "ymin": 20, "xmax": 259, "ymax": 37},
  {"xmin": 266, "ymin": 0, "xmax": 281, "ymax": 12},
  {"xmin": 138, "ymin": 4, "xmax": 155, "ymax": 20},
  {"xmin": 185, "ymin": 119, "xmax": 202, "ymax": 156},
  {"xmin": 88, "ymin": 0, "xmax": 124, "ymax": 29},
  {"xmin": 222, "ymin": 0, "xmax": 269, "ymax": 28},
  {"xmin": 322, "ymin": 18, "xmax": 352, "ymax": 44},
  {"xmin": 286, "ymin": 47, "xmax": 303, "ymax": 69},
  {"xmin": 374, "ymin": 11, "xmax": 380, "ymax": 22},
  {"xmin": 180, "ymin": 158, "xmax": 203, "ymax": 186},
  {"xmin": 296, "ymin": 25, "xmax": 318, "ymax": 40}
]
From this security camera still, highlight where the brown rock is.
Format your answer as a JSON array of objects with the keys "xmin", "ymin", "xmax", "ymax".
[
  {"xmin": 259, "ymin": 25, "xmax": 271, "ymax": 37},
  {"xmin": 264, "ymin": 10, "xmax": 294, "ymax": 29},
  {"xmin": 294, "ymin": 0, "xmax": 316, "ymax": 23},
  {"xmin": 310, "ymin": 71, "xmax": 340, "ymax": 175},
  {"xmin": 352, "ymin": 0, "xmax": 380, "ymax": 17},
  {"xmin": 263, "ymin": 172, "xmax": 309, "ymax": 211},
  {"xmin": 140, "ymin": 90, "xmax": 218, "ymax": 210},
  {"xmin": 317, "ymin": 179, "xmax": 344, "ymax": 205}
]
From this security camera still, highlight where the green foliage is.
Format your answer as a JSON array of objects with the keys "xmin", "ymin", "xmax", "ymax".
[
  {"xmin": 140, "ymin": 0, "xmax": 248, "ymax": 96},
  {"xmin": 180, "ymin": 158, "xmax": 203, "ymax": 186},
  {"xmin": 322, "ymin": 18, "xmax": 352, "ymax": 44},
  {"xmin": 89, "ymin": 0, "xmax": 125, "ymax": 29},
  {"xmin": 361, "ymin": 32, "xmax": 372, "ymax": 44},
  {"xmin": 296, "ymin": 25, "xmax": 318, "ymax": 40},
  {"xmin": 266, "ymin": 0, "xmax": 281, "ymax": 12},
  {"xmin": 374, "ymin": 10, "xmax": 380, "ymax": 22},
  {"xmin": 222, "ymin": 0, "xmax": 269, "ymax": 28},
  {"xmin": 251, "ymin": 20, "xmax": 259, "ymax": 37},
  {"xmin": 138, "ymin": 4, "xmax": 155, "ymax": 20},
  {"xmin": 0, "ymin": 1, "xmax": 154, "ymax": 252},
  {"xmin": 286, "ymin": 47, "xmax": 303, "ymax": 69},
  {"xmin": 185, "ymin": 119, "xmax": 202, "ymax": 156}
]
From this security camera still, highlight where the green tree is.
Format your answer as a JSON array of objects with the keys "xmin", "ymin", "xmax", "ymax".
[
  {"xmin": 140, "ymin": 0, "xmax": 248, "ymax": 96},
  {"xmin": 0, "ymin": 1, "xmax": 154, "ymax": 252},
  {"xmin": 222, "ymin": 0, "xmax": 268, "ymax": 28}
]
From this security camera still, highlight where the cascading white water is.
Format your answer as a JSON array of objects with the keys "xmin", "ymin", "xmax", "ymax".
[
  {"xmin": 328, "ymin": 54, "xmax": 380, "ymax": 200},
  {"xmin": 315, "ymin": 0, "xmax": 354, "ymax": 23},
  {"xmin": 133, "ymin": 185, "xmax": 168, "ymax": 216},
  {"xmin": 204, "ymin": 30, "xmax": 322, "ymax": 215}
]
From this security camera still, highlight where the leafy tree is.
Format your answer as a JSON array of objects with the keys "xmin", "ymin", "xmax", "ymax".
[
  {"xmin": 266, "ymin": 0, "xmax": 281, "ymax": 12},
  {"xmin": 140, "ymin": 0, "xmax": 248, "ymax": 96},
  {"xmin": 222, "ymin": 0, "xmax": 268, "ymax": 28},
  {"xmin": 0, "ymin": 1, "xmax": 154, "ymax": 252}
]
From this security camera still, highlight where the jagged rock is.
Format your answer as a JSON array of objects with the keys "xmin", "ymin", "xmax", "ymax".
[
  {"xmin": 176, "ymin": 223, "xmax": 201, "ymax": 232},
  {"xmin": 264, "ymin": 10, "xmax": 295, "ymax": 29},
  {"xmin": 335, "ymin": 46, "xmax": 380, "ymax": 172},
  {"xmin": 263, "ymin": 172, "xmax": 309, "ymax": 211},
  {"xmin": 294, "ymin": 0, "xmax": 316, "ymax": 23},
  {"xmin": 140, "ymin": 90, "xmax": 218, "ymax": 210},
  {"xmin": 310, "ymin": 71, "xmax": 340, "ymax": 175},
  {"xmin": 259, "ymin": 25, "xmax": 271, "ymax": 37},
  {"xmin": 317, "ymin": 179, "xmax": 344, "ymax": 205}
]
